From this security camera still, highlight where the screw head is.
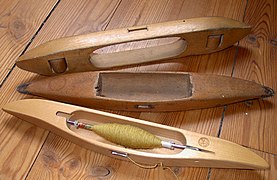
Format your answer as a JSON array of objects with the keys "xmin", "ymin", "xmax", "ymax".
[{"xmin": 198, "ymin": 137, "xmax": 210, "ymax": 147}]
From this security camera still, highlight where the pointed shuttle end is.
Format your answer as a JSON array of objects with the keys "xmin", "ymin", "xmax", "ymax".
[
  {"xmin": 2, "ymin": 100, "xmax": 21, "ymax": 115},
  {"xmin": 262, "ymin": 86, "xmax": 275, "ymax": 98},
  {"xmin": 17, "ymin": 82, "xmax": 31, "ymax": 95}
]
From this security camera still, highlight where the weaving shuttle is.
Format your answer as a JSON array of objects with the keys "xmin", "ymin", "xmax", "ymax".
[
  {"xmin": 16, "ymin": 17, "xmax": 250, "ymax": 75},
  {"xmin": 3, "ymin": 99, "xmax": 269, "ymax": 169},
  {"xmin": 17, "ymin": 71, "xmax": 274, "ymax": 112}
]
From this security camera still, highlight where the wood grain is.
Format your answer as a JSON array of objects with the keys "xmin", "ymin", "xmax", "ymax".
[
  {"xmin": 0, "ymin": 70, "xmax": 48, "ymax": 179},
  {"xmin": 15, "ymin": 17, "xmax": 250, "ymax": 75},
  {"xmin": 27, "ymin": 133, "xmax": 208, "ymax": 180},
  {"xmin": 0, "ymin": 0, "xmax": 58, "ymax": 178},
  {"xmin": 18, "ymin": 71, "xmax": 272, "ymax": 112},
  {"xmin": 0, "ymin": 0, "xmax": 122, "ymax": 178},
  {"xmin": 210, "ymin": 150, "xmax": 277, "ymax": 180},
  {"xmin": 25, "ymin": 0, "xmax": 249, "ymax": 179},
  {"xmin": 4, "ymin": 99, "xmax": 268, "ymax": 169},
  {"xmin": 3, "ymin": 0, "xmax": 275, "ymax": 179},
  {"xmin": 220, "ymin": 0, "xmax": 277, "ymax": 154},
  {"xmin": 0, "ymin": 0, "xmax": 59, "ymax": 86}
]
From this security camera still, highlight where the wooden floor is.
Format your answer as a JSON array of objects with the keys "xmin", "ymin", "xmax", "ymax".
[{"xmin": 0, "ymin": 0, "xmax": 276, "ymax": 179}]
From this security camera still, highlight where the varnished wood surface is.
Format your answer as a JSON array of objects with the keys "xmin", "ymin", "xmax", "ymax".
[
  {"xmin": 0, "ymin": 0, "xmax": 276, "ymax": 179},
  {"xmin": 18, "ymin": 71, "xmax": 273, "ymax": 111},
  {"xmin": 3, "ymin": 99, "xmax": 269, "ymax": 169},
  {"xmin": 16, "ymin": 17, "xmax": 250, "ymax": 75}
]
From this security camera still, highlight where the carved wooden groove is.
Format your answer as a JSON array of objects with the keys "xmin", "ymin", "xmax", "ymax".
[
  {"xmin": 17, "ymin": 71, "xmax": 274, "ymax": 112},
  {"xmin": 2, "ymin": 99, "xmax": 269, "ymax": 169}
]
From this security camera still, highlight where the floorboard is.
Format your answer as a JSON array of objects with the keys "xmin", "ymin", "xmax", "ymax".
[
  {"xmin": 1, "ymin": 0, "xmax": 276, "ymax": 179},
  {"xmin": 220, "ymin": 0, "xmax": 277, "ymax": 154},
  {"xmin": 0, "ymin": 0, "xmax": 59, "ymax": 86}
]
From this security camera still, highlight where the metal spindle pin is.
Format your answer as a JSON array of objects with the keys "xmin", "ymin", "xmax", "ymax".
[{"xmin": 170, "ymin": 143, "xmax": 213, "ymax": 153}]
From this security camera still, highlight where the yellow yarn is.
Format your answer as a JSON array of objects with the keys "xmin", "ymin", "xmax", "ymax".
[{"xmin": 92, "ymin": 123, "xmax": 162, "ymax": 149}]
